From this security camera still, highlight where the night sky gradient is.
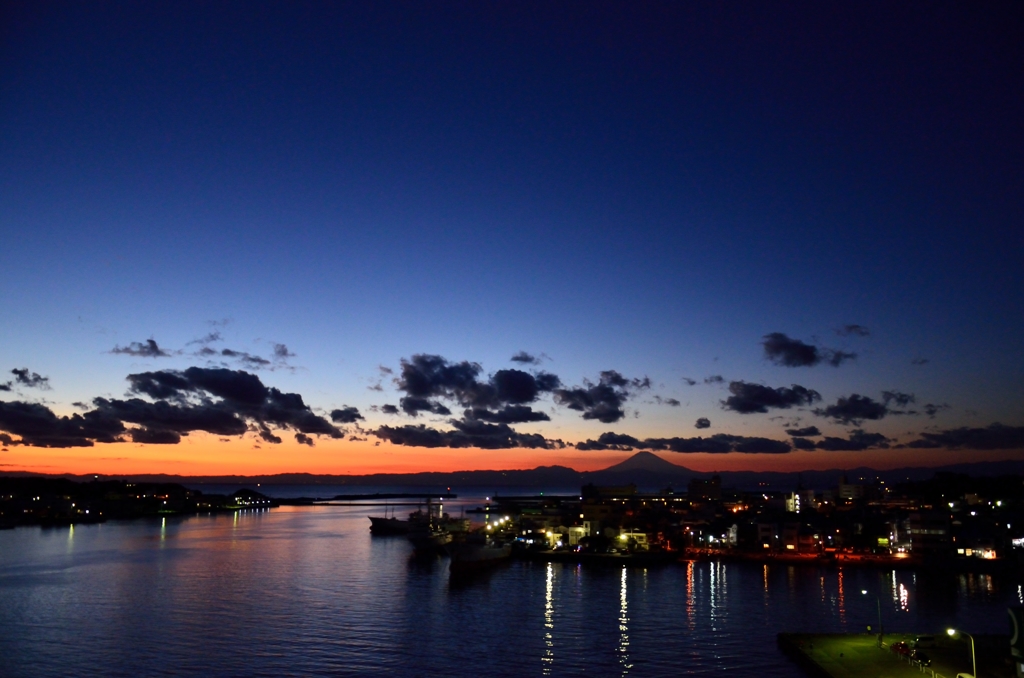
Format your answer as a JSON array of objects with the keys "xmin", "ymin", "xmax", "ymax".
[{"xmin": 2, "ymin": 2, "xmax": 1022, "ymax": 475}]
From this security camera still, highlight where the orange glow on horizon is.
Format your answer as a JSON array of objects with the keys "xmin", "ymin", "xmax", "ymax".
[{"xmin": 2, "ymin": 432, "xmax": 1022, "ymax": 477}]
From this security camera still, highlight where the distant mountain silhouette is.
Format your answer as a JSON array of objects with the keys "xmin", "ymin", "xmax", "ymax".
[
  {"xmin": 3, "ymin": 456, "xmax": 1023, "ymax": 496},
  {"xmin": 598, "ymin": 451, "xmax": 691, "ymax": 474}
]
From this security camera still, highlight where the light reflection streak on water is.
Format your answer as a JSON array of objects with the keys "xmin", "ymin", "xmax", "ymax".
[
  {"xmin": 686, "ymin": 560, "xmax": 696, "ymax": 630},
  {"xmin": 1018, "ymin": 584, "xmax": 1023, "ymax": 604},
  {"xmin": 837, "ymin": 569, "xmax": 846, "ymax": 622},
  {"xmin": 542, "ymin": 562, "xmax": 554, "ymax": 675},
  {"xmin": 710, "ymin": 560, "xmax": 717, "ymax": 620},
  {"xmin": 899, "ymin": 583, "xmax": 909, "ymax": 611},
  {"xmin": 619, "ymin": 566, "xmax": 632, "ymax": 675},
  {"xmin": 1, "ymin": 504, "xmax": 1019, "ymax": 678},
  {"xmin": 160, "ymin": 517, "xmax": 166, "ymax": 543}
]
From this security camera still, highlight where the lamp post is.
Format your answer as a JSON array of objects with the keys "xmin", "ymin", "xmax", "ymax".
[
  {"xmin": 861, "ymin": 589, "xmax": 882, "ymax": 646},
  {"xmin": 947, "ymin": 628, "xmax": 977, "ymax": 678}
]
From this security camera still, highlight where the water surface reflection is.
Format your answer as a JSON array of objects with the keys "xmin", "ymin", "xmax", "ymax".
[{"xmin": 0, "ymin": 506, "xmax": 1019, "ymax": 678}]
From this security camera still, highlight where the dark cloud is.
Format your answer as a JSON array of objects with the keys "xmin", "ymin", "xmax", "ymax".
[
  {"xmin": 923, "ymin": 403, "xmax": 950, "ymax": 418},
  {"xmin": 399, "ymin": 397, "xmax": 452, "ymax": 417},
  {"xmin": 573, "ymin": 431, "xmax": 790, "ymax": 454},
  {"xmin": 554, "ymin": 370, "xmax": 649, "ymax": 424},
  {"xmin": 397, "ymin": 354, "xmax": 483, "ymax": 401},
  {"xmin": 395, "ymin": 357, "xmax": 561, "ymax": 411},
  {"xmin": 694, "ymin": 417, "xmax": 711, "ymax": 429},
  {"xmin": 130, "ymin": 428, "xmax": 181, "ymax": 445},
  {"xmin": 380, "ymin": 404, "xmax": 399, "ymax": 415},
  {"xmin": 722, "ymin": 381, "xmax": 821, "ymax": 414},
  {"xmin": 295, "ymin": 432, "xmax": 314, "ymax": 446},
  {"xmin": 882, "ymin": 390, "xmax": 916, "ymax": 407},
  {"xmin": 273, "ymin": 343, "xmax": 295, "ymax": 359},
  {"xmin": 904, "ymin": 423, "xmax": 1024, "ymax": 450},
  {"xmin": 813, "ymin": 429, "xmax": 890, "ymax": 451},
  {"xmin": 510, "ymin": 351, "xmax": 540, "ymax": 365},
  {"xmin": 575, "ymin": 432, "xmax": 642, "ymax": 451},
  {"xmin": 257, "ymin": 424, "xmax": 282, "ymax": 444},
  {"xmin": 11, "ymin": 368, "xmax": 51, "ymax": 390},
  {"xmin": 111, "ymin": 339, "xmax": 171, "ymax": 358},
  {"xmin": 653, "ymin": 395, "xmax": 681, "ymax": 407},
  {"xmin": 0, "ymin": 433, "xmax": 13, "ymax": 446},
  {"xmin": 790, "ymin": 437, "xmax": 817, "ymax": 450},
  {"xmin": 814, "ymin": 394, "xmax": 889, "ymax": 425},
  {"xmin": 188, "ymin": 332, "xmax": 222, "ymax": 345},
  {"xmin": 373, "ymin": 422, "xmax": 562, "ymax": 450},
  {"xmin": 0, "ymin": 382, "xmax": 11, "ymax": 392},
  {"xmin": 92, "ymin": 397, "xmax": 250, "ymax": 437},
  {"xmin": 682, "ymin": 378, "xmax": 698, "ymax": 386},
  {"xmin": 219, "ymin": 349, "xmax": 272, "ymax": 370},
  {"xmin": 704, "ymin": 375, "xmax": 724, "ymax": 385},
  {"xmin": 330, "ymin": 407, "xmax": 363, "ymax": 424},
  {"xmin": 911, "ymin": 357, "xmax": 930, "ymax": 366},
  {"xmin": 130, "ymin": 367, "xmax": 268, "ymax": 405},
  {"xmin": 0, "ymin": 367, "xmax": 345, "ymax": 448},
  {"xmin": 0, "ymin": 400, "xmax": 125, "ymax": 448},
  {"xmin": 492, "ymin": 369, "xmax": 552, "ymax": 404},
  {"xmin": 378, "ymin": 365, "xmax": 394, "ymax": 375},
  {"xmin": 465, "ymin": 405, "xmax": 551, "ymax": 424},
  {"xmin": 837, "ymin": 324, "xmax": 870, "ymax": 337},
  {"xmin": 646, "ymin": 434, "xmax": 791, "ymax": 454},
  {"xmin": 349, "ymin": 435, "xmax": 366, "ymax": 442},
  {"xmin": 762, "ymin": 332, "xmax": 856, "ymax": 368},
  {"xmin": 785, "ymin": 426, "xmax": 821, "ymax": 437}
]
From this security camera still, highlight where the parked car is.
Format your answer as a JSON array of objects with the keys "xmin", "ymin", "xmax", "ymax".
[
  {"xmin": 910, "ymin": 650, "xmax": 931, "ymax": 666},
  {"xmin": 890, "ymin": 641, "xmax": 910, "ymax": 655}
]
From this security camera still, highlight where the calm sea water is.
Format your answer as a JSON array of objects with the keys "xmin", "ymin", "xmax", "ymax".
[{"xmin": 1, "ymin": 499, "xmax": 1020, "ymax": 677}]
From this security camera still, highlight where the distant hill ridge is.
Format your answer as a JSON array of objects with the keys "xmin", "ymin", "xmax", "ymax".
[{"xmin": 3, "ymin": 452, "xmax": 1023, "ymax": 492}]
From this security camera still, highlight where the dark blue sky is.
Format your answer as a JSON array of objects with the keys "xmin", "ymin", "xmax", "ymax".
[{"xmin": 2, "ymin": 2, "xmax": 1022, "ymax": 473}]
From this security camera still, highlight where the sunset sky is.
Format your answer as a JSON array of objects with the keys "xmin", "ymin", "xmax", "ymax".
[{"xmin": 2, "ymin": 3, "xmax": 1022, "ymax": 477}]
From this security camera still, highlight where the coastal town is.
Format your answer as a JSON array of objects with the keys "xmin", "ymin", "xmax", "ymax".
[
  {"xmin": 482, "ymin": 472, "xmax": 1024, "ymax": 569},
  {"xmin": 4, "ymin": 470, "xmax": 1022, "ymax": 572}
]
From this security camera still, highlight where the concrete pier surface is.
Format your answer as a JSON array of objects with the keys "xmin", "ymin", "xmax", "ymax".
[{"xmin": 778, "ymin": 632, "xmax": 1015, "ymax": 678}]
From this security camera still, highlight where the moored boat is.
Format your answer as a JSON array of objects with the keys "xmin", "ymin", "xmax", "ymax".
[
  {"xmin": 448, "ymin": 539, "xmax": 512, "ymax": 575},
  {"xmin": 368, "ymin": 515, "xmax": 414, "ymax": 535}
]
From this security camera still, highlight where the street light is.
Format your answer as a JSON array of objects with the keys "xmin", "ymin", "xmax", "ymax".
[
  {"xmin": 861, "ymin": 589, "xmax": 883, "ymax": 646},
  {"xmin": 947, "ymin": 628, "xmax": 977, "ymax": 678}
]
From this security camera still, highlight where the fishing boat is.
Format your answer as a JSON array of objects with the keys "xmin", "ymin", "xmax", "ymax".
[
  {"xmin": 407, "ymin": 524, "xmax": 454, "ymax": 554},
  {"xmin": 368, "ymin": 504, "xmax": 428, "ymax": 535},
  {"xmin": 447, "ymin": 535, "xmax": 512, "ymax": 575}
]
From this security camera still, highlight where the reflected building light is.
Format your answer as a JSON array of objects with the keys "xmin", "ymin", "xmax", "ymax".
[
  {"xmin": 1017, "ymin": 584, "xmax": 1022, "ymax": 605},
  {"xmin": 542, "ymin": 562, "xmax": 554, "ymax": 675},
  {"xmin": 619, "ymin": 566, "xmax": 632, "ymax": 675},
  {"xmin": 709, "ymin": 562, "xmax": 719, "ymax": 620},
  {"xmin": 161, "ymin": 516, "xmax": 166, "ymax": 542},
  {"xmin": 899, "ymin": 583, "xmax": 909, "ymax": 611},
  {"xmin": 687, "ymin": 561, "xmax": 696, "ymax": 629},
  {"xmin": 837, "ymin": 569, "xmax": 846, "ymax": 622}
]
